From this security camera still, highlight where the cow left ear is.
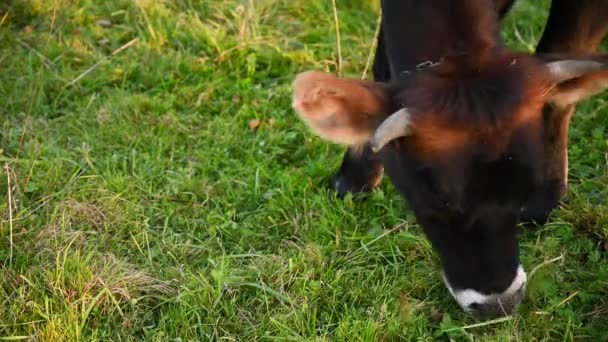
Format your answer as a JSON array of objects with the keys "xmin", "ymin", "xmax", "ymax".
[
  {"xmin": 292, "ymin": 71, "xmax": 389, "ymax": 145},
  {"xmin": 544, "ymin": 56, "xmax": 608, "ymax": 107}
]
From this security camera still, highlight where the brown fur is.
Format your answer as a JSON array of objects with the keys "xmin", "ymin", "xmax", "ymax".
[
  {"xmin": 452, "ymin": 0, "xmax": 500, "ymax": 53},
  {"xmin": 397, "ymin": 53, "xmax": 554, "ymax": 158},
  {"xmin": 410, "ymin": 119, "xmax": 472, "ymax": 156}
]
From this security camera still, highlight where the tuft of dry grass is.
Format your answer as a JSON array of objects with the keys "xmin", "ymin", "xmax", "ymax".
[
  {"xmin": 58, "ymin": 199, "xmax": 108, "ymax": 229},
  {"xmin": 560, "ymin": 203, "xmax": 608, "ymax": 241},
  {"xmin": 80, "ymin": 254, "xmax": 177, "ymax": 311}
]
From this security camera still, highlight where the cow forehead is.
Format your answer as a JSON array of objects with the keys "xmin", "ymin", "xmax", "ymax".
[
  {"xmin": 393, "ymin": 54, "xmax": 552, "ymax": 117},
  {"xmin": 388, "ymin": 56, "xmax": 551, "ymax": 157}
]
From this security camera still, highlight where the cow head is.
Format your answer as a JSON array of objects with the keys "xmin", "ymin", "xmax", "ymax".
[{"xmin": 292, "ymin": 52, "xmax": 608, "ymax": 318}]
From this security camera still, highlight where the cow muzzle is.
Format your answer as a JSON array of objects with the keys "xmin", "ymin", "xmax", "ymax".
[{"xmin": 443, "ymin": 265, "xmax": 527, "ymax": 319}]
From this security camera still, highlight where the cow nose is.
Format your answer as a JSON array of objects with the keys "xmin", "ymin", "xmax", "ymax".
[
  {"xmin": 443, "ymin": 265, "xmax": 528, "ymax": 319},
  {"xmin": 467, "ymin": 282, "xmax": 526, "ymax": 318}
]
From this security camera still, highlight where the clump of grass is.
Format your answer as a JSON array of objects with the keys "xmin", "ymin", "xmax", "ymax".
[
  {"xmin": 57, "ymin": 199, "xmax": 108, "ymax": 228},
  {"xmin": 560, "ymin": 202, "xmax": 608, "ymax": 243},
  {"xmin": 80, "ymin": 253, "xmax": 176, "ymax": 308}
]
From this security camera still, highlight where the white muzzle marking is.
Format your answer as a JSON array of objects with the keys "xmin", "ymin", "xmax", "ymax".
[{"xmin": 443, "ymin": 265, "xmax": 527, "ymax": 312}]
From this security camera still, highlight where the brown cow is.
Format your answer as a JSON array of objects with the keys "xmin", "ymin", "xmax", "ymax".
[{"xmin": 292, "ymin": 0, "xmax": 608, "ymax": 318}]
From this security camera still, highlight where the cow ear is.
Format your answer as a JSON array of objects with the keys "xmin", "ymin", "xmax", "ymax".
[
  {"xmin": 292, "ymin": 71, "xmax": 389, "ymax": 145},
  {"xmin": 544, "ymin": 56, "xmax": 608, "ymax": 107},
  {"xmin": 548, "ymin": 71, "xmax": 608, "ymax": 108}
]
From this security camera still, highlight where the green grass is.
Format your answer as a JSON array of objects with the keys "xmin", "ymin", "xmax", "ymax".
[{"xmin": 1, "ymin": 0, "xmax": 607, "ymax": 340}]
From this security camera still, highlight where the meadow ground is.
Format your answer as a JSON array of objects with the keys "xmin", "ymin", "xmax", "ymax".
[{"xmin": 1, "ymin": 0, "xmax": 608, "ymax": 340}]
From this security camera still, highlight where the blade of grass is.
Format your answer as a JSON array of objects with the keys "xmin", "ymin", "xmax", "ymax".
[
  {"xmin": 331, "ymin": 0, "xmax": 342, "ymax": 76},
  {"xmin": 4, "ymin": 164, "xmax": 14, "ymax": 267},
  {"xmin": 441, "ymin": 316, "xmax": 514, "ymax": 333},
  {"xmin": 361, "ymin": 13, "xmax": 382, "ymax": 80},
  {"xmin": 67, "ymin": 38, "xmax": 139, "ymax": 87}
]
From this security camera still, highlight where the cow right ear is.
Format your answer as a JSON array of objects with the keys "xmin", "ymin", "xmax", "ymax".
[
  {"xmin": 543, "ymin": 55, "xmax": 608, "ymax": 107},
  {"xmin": 292, "ymin": 71, "xmax": 389, "ymax": 145}
]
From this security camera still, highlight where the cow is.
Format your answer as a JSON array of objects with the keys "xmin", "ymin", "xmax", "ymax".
[{"xmin": 291, "ymin": 0, "xmax": 608, "ymax": 318}]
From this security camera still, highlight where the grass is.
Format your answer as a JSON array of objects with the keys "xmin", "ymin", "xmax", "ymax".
[{"xmin": 1, "ymin": 0, "xmax": 607, "ymax": 340}]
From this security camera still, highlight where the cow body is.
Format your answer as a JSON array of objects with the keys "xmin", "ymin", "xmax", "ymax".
[{"xmin": 292, "ymin": 0, "xmax": 608, "ymax": 318}]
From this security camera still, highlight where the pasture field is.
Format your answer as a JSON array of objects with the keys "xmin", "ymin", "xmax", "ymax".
[{"xmin": 1, "ymin": 0, "xmax": 608, "ymax": 340}]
